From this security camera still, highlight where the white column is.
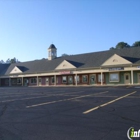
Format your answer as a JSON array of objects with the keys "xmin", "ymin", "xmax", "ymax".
[
  {"xmin": 54, "ymin": 75, "xmax": 56, "ymax": 86},
  {"xmin": 75, "ymin": 74, "xmax": 77, "ymax": 86},
  {"xmin": 37, "ymin": 76, "xmax": 39, "ymax": 86},
  {"xmin": 131, "ymin": 70, "xmax": 133, "ymax": 85},
  {"xmin": 101, "ymin": 72, "xmax": 103, "ymax": 85},
  {"xmin": 22, "ymin": 77, "xmax": 23, "ymax": 86}
]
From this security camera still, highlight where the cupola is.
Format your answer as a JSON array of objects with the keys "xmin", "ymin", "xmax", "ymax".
[{"xmin": 48, "ymin": 44, "xmax": 57, "ymax": 60}]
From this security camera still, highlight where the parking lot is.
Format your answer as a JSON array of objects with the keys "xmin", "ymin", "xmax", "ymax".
[{"xmin": 0, "ymin": 86, "xmax": 140, "ymax": 140}]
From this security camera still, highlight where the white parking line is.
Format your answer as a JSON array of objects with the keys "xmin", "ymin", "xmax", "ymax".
[
  {"xmin": 0, "ymin": 95, "xmax": 55, "ymax": 103},
  {"xmin": 83, "ymin": 91, "xmax": 137, "ymax": 114},
  {"xmin": 0, "ymin": 91, "xmax": 85, "ymax": 103},
  {"xmin": 93, "ymin": 95, "xmax": 118, "ymax": 98},
  {"xmin": 26, "ymin": 91, "xmax": 108, "ymax": 108}
]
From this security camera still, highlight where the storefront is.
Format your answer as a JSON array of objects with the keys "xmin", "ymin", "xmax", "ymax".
[{"xmin": 0, "ymin": 45, "xmax": 140, "ymax": 87}]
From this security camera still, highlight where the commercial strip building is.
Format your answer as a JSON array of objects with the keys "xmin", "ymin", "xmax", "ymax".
[{"xmin": 1, "ymin": 44, "xmax": 140, "ymax": 87}]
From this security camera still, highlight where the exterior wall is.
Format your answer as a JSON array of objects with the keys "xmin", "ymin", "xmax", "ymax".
[
  {"xmin": 96, "ymin": 73, "xmax": 106, "ymax": 85},
  {"xmin": 133, "ymin": 71, "xmax": 137, "ymax": 84},
  {"xmin": 133, "ymin": 71, "xmax": 140, "ymax": 84},
  {"xmin": 41, "ymin": 77, "xmax": 46, "ymax": 85},
  {"xmin": 27, "ymin": 77, "xmax": 37, "ymax": 86},
  {"xmin": 105, "ymin": 71, "xmax": 132, "ymax": 85},
  {"xmin": 11, "ymin": 78, "xmax": 22, "ymax": 86},
  {"xmin": 1, "ymin": 70, "xmax": 140, "ymax": 87},
  {"xmin": 60, "ymin": 75, "xmax": 73, "ymax": 85},
  {"xmin": 76, "ymin": 74, "xmax": 89, "ymax": 85},
  {"xmin": 89, "ymin": 74, "xmax": 97, "ymax": 85},
  {"xmin": 56, "ymin": 76, "xmax": 62, "ymax": 85},
  {"xmin": 56, "ymin": 74, "xmax": 90, "ymax": 85},
  {"xmin": 49, "ymin": 76, "xmax": 54, "ymax": 85},
  {"xmin": 55, "ymin": 60, "xmax": 76, "ymax": 70},
  {"xmin": 102, "ymin": 54, "xmax": 132, "ymax": 66},
  {"xmin": 38, "ymin": 77, "xmax": 50, "ymax": 86}
]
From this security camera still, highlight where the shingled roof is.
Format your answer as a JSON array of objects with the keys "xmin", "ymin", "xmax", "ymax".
[{"xmin": 1, "ymin": 47, "xmax": 140, "ymax": 75}]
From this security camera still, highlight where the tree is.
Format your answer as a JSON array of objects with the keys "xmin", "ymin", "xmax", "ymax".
[
  {"xmin": 115, "ymin": 42, "xmax": 130, "ymax": 49},
  {"xmin": 0, "ymin": 60, "xmax": 5, "ymax": 64},
  {"xmin": 6, "ymin": 57, "xmax": 20, "ymax": 64},
  {"xmin": 61, "ymin": 53, "xmax": 69, "ymax": 57},
  {"xmin": 132, "ymin": 41, "xmax": 140, "ymax": 47},
  {"xmin": 10, "ymin": 57, "xmax": 17, "ymax": 63},
  {"xmin": 110, "ymin": 47, "xmax": 115, "ymax": 50}
]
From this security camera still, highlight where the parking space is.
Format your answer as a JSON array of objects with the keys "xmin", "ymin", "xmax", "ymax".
[{"xmin": 0, "ymin": 87, "xmax": 139, "ymax": 140}]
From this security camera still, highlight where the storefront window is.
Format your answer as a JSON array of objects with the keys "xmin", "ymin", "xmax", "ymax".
[
  {"xmin": 109, "ymin": 73, "xmax": 119, "ymax": 82},
  {"xmin": 82, "ymin": 75, "xmax": 88, "ymax": 83},
  {"xmin": 17, "ymin": 78, "xmax": 21, "ymax": 84},
  {"xmin": 30, "ymin": 78, "xmax": 37, "ymax": 84},
  {"xmin": 51, "ymin": 77, "xmax": 55, "ymax": 84},
  {"xmin": 62, "ymin": 76, "xmax": 67, "ymax": 83}
]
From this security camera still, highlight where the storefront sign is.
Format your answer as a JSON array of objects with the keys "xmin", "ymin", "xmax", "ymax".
[
  {"xmin": 109, "ymin": 67, "xmax": 124, "ymax": 71},
  {"xmin": 60, "ymin": 71, "xmax": 71, "ymax": 74},
  {"xmin": 11, "ymin": 75, "xmax": 18, "ymax": 77}
]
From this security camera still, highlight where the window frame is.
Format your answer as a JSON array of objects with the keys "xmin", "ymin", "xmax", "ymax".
[
  {"xmin": 62, "ymin": 76, "xmax": 67, "ymax": 83},
  {"xmin": 109, "ymin": 73, "xmax": 120, "ymax": 82},
  {"xmin": 51, "ymin": 77, "xmax": 55, "ymax": 84},
  {"xmin": 82, "ymin": 75, "xmax": 88, "ymax": 83},
  {"xmin": 68, "ymin": 76, "xmax": 73, "ymax": 84},
  {"xmin": 30, "ymin": 78, "xmax": 37, "ymax": 84},
  {"xmin": 17, "ymin": 78, "xmax": 22, "ymax": 84}
]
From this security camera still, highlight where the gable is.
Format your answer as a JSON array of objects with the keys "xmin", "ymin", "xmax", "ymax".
[
  {"xmin": 55, "ymin": 60, "xmax": 76, "ymax": 70},
  {"xmin": 102, "ymin": 54, "xmax": 132, "ymax": 66},
  {"xmin": 10, "ymin": 66, "xmax": 23, "ymax": 74}
]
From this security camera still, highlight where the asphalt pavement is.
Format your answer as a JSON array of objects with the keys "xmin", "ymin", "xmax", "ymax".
[{"xmin": 0, "ymin": 86, "xmax": 139, "ymax": 140}]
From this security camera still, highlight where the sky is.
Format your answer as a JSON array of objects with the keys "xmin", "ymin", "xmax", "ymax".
[{"xmin": 0, "ymin": 0, "xmax": 140, "ymax": 62}]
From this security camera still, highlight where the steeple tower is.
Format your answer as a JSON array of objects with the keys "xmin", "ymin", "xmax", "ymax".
[{"xmin": 48, "ymin": 44, "xmax": 57, "ymax": 60}]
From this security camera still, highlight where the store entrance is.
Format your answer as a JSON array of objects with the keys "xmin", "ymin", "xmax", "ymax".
[
  {"xmin": 90, "ymin": 74, "xmax": 96, "ymax": 84},
  {"xmin": 124, "ymin": 73, "xmax": 130, "ymax": 84},
  {"xmin": 68, "ymin": 76, "xmax": 73, "ymax": 84}
]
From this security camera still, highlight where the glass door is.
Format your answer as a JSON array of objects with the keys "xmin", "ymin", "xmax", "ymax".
[
  {"xmin": 90, "ymin": 74, "xmax": 96, "ymax": 84},
  {"xmin": 46, "ymin": 77, "xmax": 49, "ymax": 85},
  {"xmin": 68, "ymin": 76, "xmax": 73, "ymax": 84}
]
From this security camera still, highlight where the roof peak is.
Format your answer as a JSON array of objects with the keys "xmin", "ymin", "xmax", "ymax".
[{"xmin": 48, "ymin": 44, "xmax": 56, "ymax": 49}]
